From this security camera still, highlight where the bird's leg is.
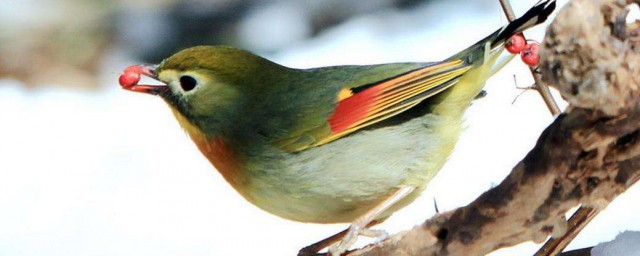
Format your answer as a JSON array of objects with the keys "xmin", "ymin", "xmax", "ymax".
[
  {"xmin": 298, "ymin": 220, "xmax": 383, "ymax": 256},
  {"xmin": 328, "ymin": 186, "xmax": 415, "ymax": 256}
]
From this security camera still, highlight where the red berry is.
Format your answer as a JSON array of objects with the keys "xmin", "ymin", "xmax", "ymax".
[
  {"xmin": 124, "ymin": 65, "xmax": 144, "ymax": 74},
  {"xmin": 119, "ymin": 71, "xmax": 140, "ymax": 88},
  {"xmin": 521, "ymin": 43, "xmax": 540, "ymax": 67},
  {"xmin": 506, "ymin": 34, "xmax": 527, "ymax": 54}
]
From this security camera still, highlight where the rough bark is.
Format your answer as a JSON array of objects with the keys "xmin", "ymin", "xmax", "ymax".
[{"xmin": 347, "ymin": 0, "xmax": 640, "ymax": 255}]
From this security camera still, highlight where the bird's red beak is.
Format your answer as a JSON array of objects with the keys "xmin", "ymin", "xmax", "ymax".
[{"xmin": 118, "ymin": 64, "xmax": 167, "ymax": 95}]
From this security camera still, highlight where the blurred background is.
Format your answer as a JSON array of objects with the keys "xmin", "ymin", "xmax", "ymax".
[{"xmin": 1, "ymin": 0, "xmax": 639, "ymax": 255}]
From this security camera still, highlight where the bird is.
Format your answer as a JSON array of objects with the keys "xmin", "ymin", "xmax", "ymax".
[{"xmin": 118, "ymin": 1, "xmax": 556, "ymax": 255}]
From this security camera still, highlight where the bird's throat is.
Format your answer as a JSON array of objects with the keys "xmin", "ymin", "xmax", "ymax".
[{"xmin": 167, "ymin": 105, "xmax": 242, "ymax": 187}]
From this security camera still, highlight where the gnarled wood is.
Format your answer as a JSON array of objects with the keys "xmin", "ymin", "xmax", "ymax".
[{"xmin": 344, "ymin": 1, "xmax": 640, "ymax": 255}]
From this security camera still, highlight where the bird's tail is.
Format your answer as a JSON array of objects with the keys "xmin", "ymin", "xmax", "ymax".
[
  {"xmin": 428, "ymin": 0, "xmax": 557, "ymax": 118},
  {"xmin": 447, "ymin": 0, "xmax": 557, "ymax": 63},
  {"xmin": 492, "ymin": 0, "xmax": 557, "ymax": 47}
]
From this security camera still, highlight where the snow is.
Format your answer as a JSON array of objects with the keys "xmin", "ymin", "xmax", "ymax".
[
  {"xmin": 1, "ymin": 0, "xmax": 639, "ymax": 255},
  {"xmin": 592, "ymin": 231, "xmax": 640, "ymax": 256}
]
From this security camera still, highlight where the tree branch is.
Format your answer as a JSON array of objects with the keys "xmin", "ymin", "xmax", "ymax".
[{"xmin": 345, "ymin": 0, "xmax": 640, "ymax": 255}]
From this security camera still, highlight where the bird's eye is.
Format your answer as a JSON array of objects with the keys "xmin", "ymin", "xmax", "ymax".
[{"xmin": 179, "ymin": 75, "xmax": 197, "ymax": 92}]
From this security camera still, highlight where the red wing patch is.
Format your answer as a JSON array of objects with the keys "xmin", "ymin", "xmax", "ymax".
[{"xmin": 316, "ymin": 60, "xmax": 471, "ymax": 146}]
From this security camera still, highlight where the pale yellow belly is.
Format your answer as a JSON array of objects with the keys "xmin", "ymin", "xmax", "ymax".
[{"xmin": 235, "ymin": 113, "xmax": 463, "ymax": 223}]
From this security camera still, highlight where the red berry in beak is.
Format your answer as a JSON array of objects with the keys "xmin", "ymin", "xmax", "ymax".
[{"xmin": 119, "ymin": 71, "xmax": 141, "ymax": 88}]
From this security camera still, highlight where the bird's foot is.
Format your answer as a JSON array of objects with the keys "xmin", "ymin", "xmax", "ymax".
[
  {"xmin": 328, "ymin": 222, "xmax": 388, "ymax": 256},
  {"xmin": 361, "ymin": 228, "xmax": 389, "ymax": 242},
  {"xmin": 305, "ymin": 186, "xmax": 414, "ymax": 256}
]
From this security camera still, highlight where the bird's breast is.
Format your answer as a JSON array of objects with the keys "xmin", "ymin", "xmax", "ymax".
[
  {"xmin": 197, "ymin": 138, "xmax": 243, "ymax": 187},
  {"xmin": 167, "ymin": 104, "xmax": 244, "ymax": 187}
]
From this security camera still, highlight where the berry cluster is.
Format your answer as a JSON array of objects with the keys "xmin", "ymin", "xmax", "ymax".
[{"xmin": 505, "ymin": 34, "xmax": 540, "ymax": 67}]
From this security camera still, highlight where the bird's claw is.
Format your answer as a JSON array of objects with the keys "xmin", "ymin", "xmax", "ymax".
[
  {"xmin": 361, "ymin": 228, "xmax": 388, "ymax": 240},
  {"xmin": 328, "ymin": 225, "xmax": 388, "ymax": 256}
]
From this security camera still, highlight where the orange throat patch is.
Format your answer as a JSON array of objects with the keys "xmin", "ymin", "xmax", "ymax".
[{"xmin": 167, "ymin": 105, "xmax": 241, "ymax": 186}]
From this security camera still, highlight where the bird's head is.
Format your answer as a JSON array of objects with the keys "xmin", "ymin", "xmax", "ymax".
[{"xmin": 120, "ymin": 46, "xmax": 285, "ymax": 134}]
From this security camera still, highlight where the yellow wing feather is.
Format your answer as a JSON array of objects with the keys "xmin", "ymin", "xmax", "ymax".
[{"xmin": 315, "ymin": 61, "xmax": 472, "ymax": 146}]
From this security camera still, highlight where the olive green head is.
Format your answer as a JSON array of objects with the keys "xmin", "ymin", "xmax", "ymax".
[{"xmin": 146, "ymin": 46, "xmax": 288, "ymax": 133}]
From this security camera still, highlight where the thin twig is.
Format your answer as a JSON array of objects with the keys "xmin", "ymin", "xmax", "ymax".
[
  {"xmin": 533, "ymin": 207, "xmax": 599, "ymax": 256},
  {"xmin": 498, "ymin": 0, "xmax": 596, "ymax": 255},
  {"xmin": 499, "ymin": 0, "xmax": 517, "ymax": 21},
  {"xmin": 532, "ymin": 72, "xmax": 562, "ymax": 115},
  {"xmin": 499, "ymin": 0, "xmax": 562, "ymax": 116}
]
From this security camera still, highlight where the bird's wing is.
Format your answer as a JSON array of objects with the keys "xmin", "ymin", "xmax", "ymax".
[
  {"xmin": 277, "ymin": 59, "xmax": 471, "ymax": 152},
  {"xmin": 275, "ymin": 0, "xmax": 558, "ymax": 152},
  {"xmin": 322, "ymin": 60, "xmax": 470, "ymax": 144}
]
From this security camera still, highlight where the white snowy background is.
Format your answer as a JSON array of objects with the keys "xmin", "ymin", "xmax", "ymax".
[{"xmin": 1, "ymin": 0, "xmax": 639, "ymax": 255}]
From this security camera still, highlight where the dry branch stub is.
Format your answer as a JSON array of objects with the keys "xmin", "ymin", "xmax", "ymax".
[
  {"xmin": 540, "ymin": 0, "xmax": 640, "ymax": 116},
  {"xmin": 348, "ymin": 0, "xmax": 640, "ymax": 255}
]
